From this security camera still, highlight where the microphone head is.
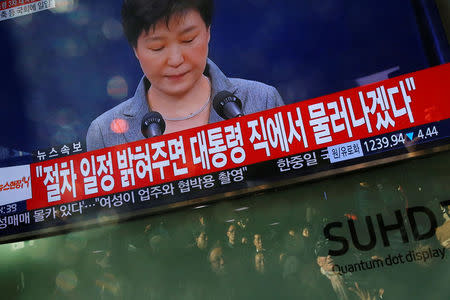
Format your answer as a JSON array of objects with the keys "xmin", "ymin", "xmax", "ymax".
[
  {"xmin": 141, "ymin": 111, "xmax": 166, "ymax": 138},
  {"xmin": 212, "ymin": 91, "xmax": 243, "ymax": 120}
]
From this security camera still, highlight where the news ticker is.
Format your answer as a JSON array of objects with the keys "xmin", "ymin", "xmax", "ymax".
[
  {"xmin": 0, "ymin": 63, "xmax": 449, "ymax": 243},
  {"xmin": 0, "ymin": 0, "xmax": 55, "ymax": 22}
]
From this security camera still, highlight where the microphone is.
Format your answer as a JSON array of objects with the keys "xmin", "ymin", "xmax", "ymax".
[
  {"xmin": 212, "ymin": 91, "xmax": 244, "ymax": 120},
  {"xmin": 141, "ymin": 111, "xmax": 166, "ymax": 138}
]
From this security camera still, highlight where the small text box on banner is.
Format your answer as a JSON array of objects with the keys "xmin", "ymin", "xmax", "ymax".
[{"xmin": 0, "ymin": 165, "xmax": 32, "ymax": 206}]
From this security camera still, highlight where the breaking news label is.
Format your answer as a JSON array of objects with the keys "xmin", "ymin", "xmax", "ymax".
[{"xmin": 0, "ymin": 63, "xmax": 450, "ymax": 243}]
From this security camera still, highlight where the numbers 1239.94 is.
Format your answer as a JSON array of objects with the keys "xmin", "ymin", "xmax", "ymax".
[{"xmin": 363, "ymin": 126, "xmax": 438, "ymax": 153}]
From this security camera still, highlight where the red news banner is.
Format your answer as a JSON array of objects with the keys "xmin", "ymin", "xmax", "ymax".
[{"xmin": 30, "ymin": 64, "xmax": 450, "ymax": 210}]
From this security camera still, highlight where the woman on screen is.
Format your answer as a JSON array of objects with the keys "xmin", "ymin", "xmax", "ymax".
[{"xmin": 86, "ymin": 0, "xmax": 284, "ymax": 151}]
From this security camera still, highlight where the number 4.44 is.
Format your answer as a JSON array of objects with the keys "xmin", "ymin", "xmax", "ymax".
[{"xmin": 417, "ymin": 126, "xmax": 438, "ymax": 139}]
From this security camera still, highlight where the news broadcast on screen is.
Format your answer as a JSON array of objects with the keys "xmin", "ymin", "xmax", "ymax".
[{"xmin": 0, "ymin": 1, "xmax": 449, "ymax": 299}]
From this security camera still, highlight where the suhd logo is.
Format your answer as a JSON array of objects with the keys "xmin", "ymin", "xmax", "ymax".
[{"xmin": 323, "ymin": 200, "xmax": 450, "ymax": 256}]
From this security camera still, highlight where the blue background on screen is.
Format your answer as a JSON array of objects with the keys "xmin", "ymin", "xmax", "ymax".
[{"xmin": 0, "ymin": 0, "xmax": 435, "ymax": 155}]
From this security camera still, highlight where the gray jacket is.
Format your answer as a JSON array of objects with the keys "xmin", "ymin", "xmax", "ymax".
[{"xmin": 86, "ymin": 59, "xmax": 284, "ymax": 151}]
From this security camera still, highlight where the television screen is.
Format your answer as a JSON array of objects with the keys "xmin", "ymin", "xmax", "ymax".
[
  {"xmin": 1, "ymin": 0, "xmax": 449, "ymax": 241},
  {"xmin": 0, "ymin": 1, "xmax": 449, "ymax": 299},
  {"xmin": 1, "ymin": 0, "xmax": 446, "ymax": 162}
]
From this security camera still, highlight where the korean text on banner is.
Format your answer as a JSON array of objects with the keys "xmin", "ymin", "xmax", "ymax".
[{"xmin": 28, "ymin": 63, "xmax": 450, "ymax": 210}]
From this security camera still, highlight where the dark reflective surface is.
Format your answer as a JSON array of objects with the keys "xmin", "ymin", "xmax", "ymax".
[{"xmin": 1, "ymin": 151, "xmax": 449, "ymax": 299}]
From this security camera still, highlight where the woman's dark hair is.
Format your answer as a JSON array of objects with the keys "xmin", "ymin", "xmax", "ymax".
[{"xmin": 122, "ymin": 0, "xmax": 214, "ymax": 48}]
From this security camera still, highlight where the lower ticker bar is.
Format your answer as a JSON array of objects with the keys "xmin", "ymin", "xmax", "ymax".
[{"xmin": 1, "ymin": 119, "xmax": 450, "ymax": 244}]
